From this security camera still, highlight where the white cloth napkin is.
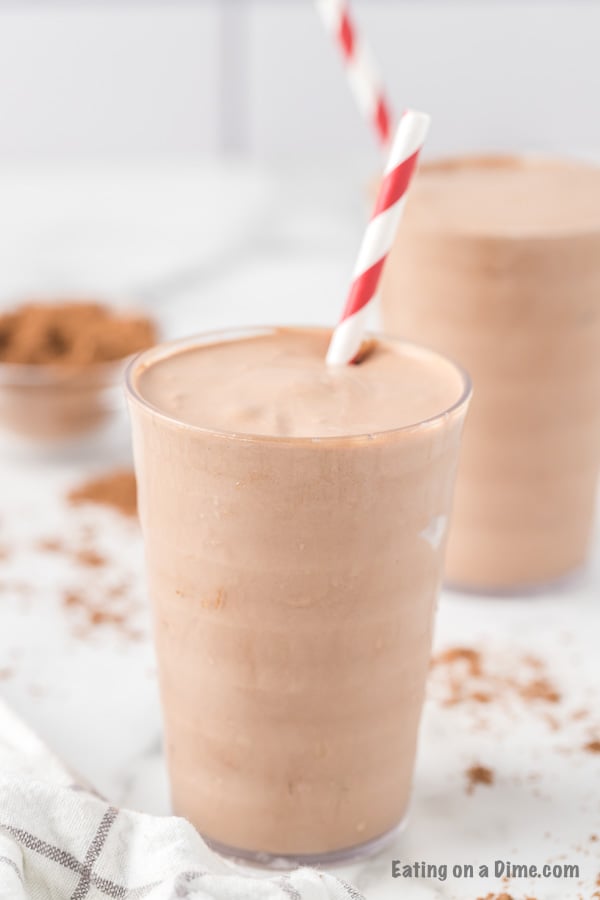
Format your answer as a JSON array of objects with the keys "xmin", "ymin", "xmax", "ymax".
[{"xmin": 0, "ymin": 699, "xmax": 365, "ymax": 900}]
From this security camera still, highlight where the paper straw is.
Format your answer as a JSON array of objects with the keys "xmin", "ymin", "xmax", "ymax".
[
  {"xmin": 316, "ymin": 0, "xmax": 393, "ymax": 148},
  {"xmin": 326, "ymin": 110, "xmax": 430, "ymax": 367}
]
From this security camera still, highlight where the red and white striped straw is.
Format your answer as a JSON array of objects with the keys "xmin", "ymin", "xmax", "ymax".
[
  {"xmin": 316, "ymin": 0, "xmax": 393, "ymax": 149},
  {"xmin": 326, "ymin": 110, "xmax": 430, "ymax": 367}
]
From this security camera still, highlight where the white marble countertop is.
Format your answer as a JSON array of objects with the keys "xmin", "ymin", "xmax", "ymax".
[{"xmin": 0, "ymin": 162, "xmax": 599, "ymax": 900}]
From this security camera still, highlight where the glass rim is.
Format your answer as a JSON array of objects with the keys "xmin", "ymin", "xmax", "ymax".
[
  {"xmin": 124, "ymin": 325, "xmax": 472, "ymax": 445},
  {"xmin": 422, "ymin": 151, "xmax": 600, "ymax": 173}
]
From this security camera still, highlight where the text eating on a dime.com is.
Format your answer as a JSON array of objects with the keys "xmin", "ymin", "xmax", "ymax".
[{"xmin": 391, "ymin": 859, "xmax": 580, "ymax": 882}]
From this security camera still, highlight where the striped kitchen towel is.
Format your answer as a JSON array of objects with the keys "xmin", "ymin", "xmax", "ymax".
[{"xmin": 0, "ymin": 699, "xmax": 365, "ymax": 900}]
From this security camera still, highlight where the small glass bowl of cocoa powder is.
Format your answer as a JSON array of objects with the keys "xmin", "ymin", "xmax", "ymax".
[{"xmin": 0, "ymin": 301, "xmax": 157, "ymax": 456}]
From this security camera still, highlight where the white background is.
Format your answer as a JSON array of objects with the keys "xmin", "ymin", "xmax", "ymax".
[{"xmin": 0, "ymin": 1, "xmax": 599, "ymax": 163}]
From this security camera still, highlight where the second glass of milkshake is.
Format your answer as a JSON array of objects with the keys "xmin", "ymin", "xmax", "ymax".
[
  {"xmin": 381, "ymin": 156, "xmax": 600, "ymax": 591},
  {"xmin": 126, "ymin": 326, "xmax": 470, "ymax": 864}
]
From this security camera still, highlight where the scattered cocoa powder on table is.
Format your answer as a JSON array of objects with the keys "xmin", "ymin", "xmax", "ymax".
[
  {"xmin": 0, "ymin": 302, "xmax": 156, "ymax": 366},
  {"xmin": 63, "ymin": 588, "xmax": 140, "ymax": 641},
  {"xmin": 37, "ymin": 537, "xmax": 64, "ymax": 553},
  {"xmin": 430, "ymin": 645, "xmax": 562, "ymax": 715},
  {"xmin": 477, "ymin": 894, "xmax": 516, "ymax": 900},
  {"xmin": 466, "ymin": 763, "xmax": 495, "ymax": 793},
  {"xmin": 36, "ymin": 534, "xmax": 140, "ymax": 640},
  {"xmin": 519, "ymin": 678, "xmax": 561, "ymax": 704},
  {"xmin": 73, "ymin": 548, "xmax": 106, "ymax": 568},
  {"xmin": 584, "ymin": 740, "xmax": 600, "ymax": 754},
  {"xmin": 479, "ymin": 894, "xmax": 541, "ymax": 900},
  {"xmin": 435, "ymin": 646, "xmax": 483, "ymax": 677},
  {"xmin": 34, "ymin": 478, "xmax": 141, "ymax": 639},
  {"xmin": 68, "ymin": 470, "xmax": 138, "ymax": 518},
  {"xmin": 38, "ymin": 538, "xmax": 106, "ymax": 569}
]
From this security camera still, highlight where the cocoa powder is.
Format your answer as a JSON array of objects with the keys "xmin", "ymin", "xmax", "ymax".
[
  {"xmin": 466, "ymin": 763, "xmax": 495, "ymax": 793},
  {"xmin": 431, "ymin": 646, "xmax": 562, "ymax": 715},
  {"xmin": 434, "ymin": 646, "xmax": 482, "ymax": 677},
  {"xmin": 519, "ymin": 678, "xmax": 561, "ymax": 704},
  {"xmin": 73, "ymin": 548, "xmax": 106, "ymax": 568},
  {"xmin": 37, "ymin": 496, "xmax": 140, "ymax": 639},
  {"xmin": 477, "ymin": 893, "xmax": 515, "ymax": 900},
  {"xmin": 37, "ymin": 531, "xmax": 140, "ymax": 640},
  {"xmin": 68, "ymin": 470, "xmax": 137, "ymax": 518},
  {"xmin": 37, "ymin": 538, "xmax": 64, "ymax": 553},
  {"xmin": 62, "ymin": 586, "xmax": 140, "ymax": 641},
  {"xmin": 0, "ymin": 302, "xmax": 156, "ymax": 366}
]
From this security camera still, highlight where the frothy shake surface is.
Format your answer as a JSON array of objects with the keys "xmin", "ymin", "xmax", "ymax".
[
  {"xmin": 407, "ymin": 157, "xmax": 600, "ymax": 236},
  {"xmin": 134, "ymin": 328, "xmax": 464, "ymax": 438}
]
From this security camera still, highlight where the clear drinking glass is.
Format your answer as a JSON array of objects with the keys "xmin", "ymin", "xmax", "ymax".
[
  {"xmin": 381, "ymin": 155, "xmax": 600, "ymax": 592},
  {"xmin": 126, "ymin": 326, "xmax": 471, "ymax": 866}
]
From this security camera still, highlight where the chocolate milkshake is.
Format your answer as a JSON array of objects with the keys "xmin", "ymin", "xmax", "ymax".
[
  {"xmin": 381, "ymin": 156, "xmax": 600, "ymax": 591},
  {"xmin": 126, "ymin": 326, "xmax": 470, "ymax": 863}
]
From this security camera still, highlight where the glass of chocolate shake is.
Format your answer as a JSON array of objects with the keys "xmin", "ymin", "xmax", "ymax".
[
  {"xmin": 380, "ymin": 156, "xmax": 600, "ymax": 592},
  {"xmin": 126, "ymin": 325, "xmax": 470, "ymax": 865}
]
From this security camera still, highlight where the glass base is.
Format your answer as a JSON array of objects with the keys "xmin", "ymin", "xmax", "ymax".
[
  {"xmin": 444, "ymin": 564, "xmax": 585, "ymax": 598},
  {"xmin": 202, "ymin": 815, "xmax": 407, "ymax": 870}
]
